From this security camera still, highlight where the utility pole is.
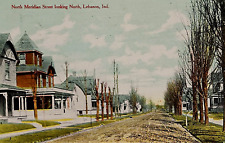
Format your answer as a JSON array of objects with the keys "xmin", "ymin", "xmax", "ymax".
[
  {"xmin": 65, "ymin": 61, "xmax": 69, "ymax": 89},
  {"xmin": 116, "ymin": 64, "xmax": 119, "ymax": 117},
  {"xmin": 84, "ymin": 70, "xmax": 88, "ymax": 114},
  {"xmin": 113, "ymin": 60, "xmax": 117, "ymax": 117},
  {"xmin": 101, "ymin": 82, "xmax": 104, "ymax": 121}
]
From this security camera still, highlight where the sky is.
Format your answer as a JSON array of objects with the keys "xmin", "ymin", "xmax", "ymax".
[{"xmin": 0, "ymin": 0, "xmax": 190, "ymax": 104}]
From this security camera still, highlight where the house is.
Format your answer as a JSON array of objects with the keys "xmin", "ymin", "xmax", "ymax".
[
  {"xmin": 113, "ymin": 94, "xmax": 132, "ymax": 114},
  {"xmin": 182, "ymin": 87, "xmax": 193, "ymax": 111},
  {"xmin": 0, "ymin": 33, "xmax": 26, "ymax": 122},
  {"xmin": 209, "ymin": 71, "xmax": 223, "ymax": 112},
  {"xmin": 56, "ymin": 74, "xmax": 95, "ymax": 115},
  {"xmin": 15, "ymin": 32, "xmax": 76, "ymax": 119}
]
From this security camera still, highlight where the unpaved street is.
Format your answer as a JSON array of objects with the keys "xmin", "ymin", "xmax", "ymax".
[{"xmin": 49, "ymin": 112, "xmax": 200, "ymax": 143}]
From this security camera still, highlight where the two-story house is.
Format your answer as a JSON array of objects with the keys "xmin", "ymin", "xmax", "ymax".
[
  {"xmin": 209, "ymin": 70, "xmax": 223, "ymax": 112},
  {"xmin": 15, "ymin": 32, "xmax": 76, "ymax": 119},
  {"xmin": 0, "ymin": 33, "xmax": 26, "ymax": 122}
]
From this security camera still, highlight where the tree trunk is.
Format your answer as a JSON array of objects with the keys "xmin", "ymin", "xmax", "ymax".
[
  {"xmin": 192, "ymin": 75, "xmax": 198, "ymax": 121},
  {"xmin": 169, "ymin": 105, "xmax": 172, "ymax": 113},
  {"xmin": 109, "ymin": 87, "xmax": 113, "ymax": 120},
  {"xmin": 33, "ymin": 73, "xmax": 38, "ymax": 120},
  {"xmin": 105, "ymin": 85, "xmax": 109, "ymax": 120},
  {"xmin": 96, "ymin": 79, "xmax": 99, "ymax": 122},
  {"xmin": 101, "ymin": 83, "xmax": 104, "ymax": 121},
  {"xmin": 220, "ymin": 0, "xmax": 225, "ymax": 131},
  {"xmin": 199, "ymin": 93, "xmax": 204, "ymax": 124},
  {"xmin": 178, "ymin": 94, "xmax": 182, "ymax": 115},
  {"xmin": 202, "ymin": 71, "xmax": 209, "ymax": 125}
]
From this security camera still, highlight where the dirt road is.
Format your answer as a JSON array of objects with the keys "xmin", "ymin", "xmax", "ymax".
[{"xmin": 49, "ymin": 112, "xmax": 200, "ymax": 143}]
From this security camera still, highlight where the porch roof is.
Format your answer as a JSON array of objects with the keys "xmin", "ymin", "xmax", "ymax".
[
  {"xmin": 26, "ymin": 87, "xmax": 74, "ymax": 97},
  {"xmin": 0, "ymin": 84, "xmax": 26, "ymax": 96}
]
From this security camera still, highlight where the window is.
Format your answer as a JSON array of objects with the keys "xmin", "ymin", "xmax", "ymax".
[
  {"xmin": 37, "ymin": 75, "xmax": 39, "ymax": 87},
  {"xmin": 54, "ymin": 98, "xmax": 61, "ymax": 109},
  {"xmin": 27, "ymin": 97, "xmax": 34, "ymax": 110},
  {"xmin": 14, "ymin": 97, "xmax": 19, "ymax": 110},
  {"xmin": 5, "ymin": 61, "xmax": 10, "ymax": 80},
  {"xmin": 46, "ymin": 75, "xmax": 49, "ymax": 88},
  {"xmin": 19, "ymin": 53, "xmax": 25, "ymax": 65},
  {"xmin": 214, "ymin": 98, "xmax": 219, "ymax": 104},
  {"xmin": 92, "ymin": 101, "xmax": 97, "ymax": 108},
  {"xmin": 51, "ymin": 77, "xmax": 54, "ymax": 87},
  {"xmin": 183, "ymin": 104, "xmax": 186, "ymax": 107},
  {"xmin": 37, "ymin": 55, "xmax": 39, "ymax": 66},
  {"xmin": 40, "ymin": 74, "xmax": 43, "ymax": 88}
]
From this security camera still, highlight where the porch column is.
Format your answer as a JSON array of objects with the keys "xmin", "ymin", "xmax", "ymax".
[
  {"xmin": 3, "ymin": 93, "xmax": 8, "ymax": 117},
  {"xmin": 19, "ymin": 96, "xmax": 21, "ymax": 110},
  {"xmin": 25, "ymin": 96, "xmax": 27, "ymax": 110},
  {"xmin": 52, "ymin": 95, "xmax": 55, "ymax": 109},
  {"xmin": 21, "ymin": 97, "xmax": 24, "ymax": 110},
  {"xmin": 70, "ymin": 97, "xmax": 72, "ymax": 109},
  {"xmin": 61, "ymin": 97, "xmax": 63, "ymax": 110},
  {"xmin": 12, "ymin": 97, "xmax": 14, "ymax": 115}
]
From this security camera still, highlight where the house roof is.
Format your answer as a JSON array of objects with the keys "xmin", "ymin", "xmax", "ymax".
[
  {"xmin": 16, "ymin": 56, "xmax": 56, "ymax": 74},
  {"xmin": 0, "ymin": 84, "xmax": 26, "ymax": 93},
  {"xmin": 0, "ymin": 33, "xmax": 19, "ymax": 60},
  {"xmin": 56, "ymin": 75, "xmax": 95, "ymax": 95},
  {"xmin": 42, "ymin": 56, "xmax": 56, "ymax": 74},
  {"xmin": 113, "ymin": 94, "xmax": 130, "ymax": 106},
  {"xmin": 15, "ymin": 32, "xmax": 41, "ymax": 53}
]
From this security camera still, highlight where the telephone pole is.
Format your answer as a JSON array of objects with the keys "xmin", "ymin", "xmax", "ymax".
[
  {"xmin": 113, "ymin": 60, "xmax": 117, "ymax": 117},
  {"xmin": 116, "ymin": 64, "xmax": 120, "ymax": 117},
  {"xmin": 84, "ymin": 70, "xmax": 88, "ymax": 114},
  {"xmin": 65, "ymin": 61, "xmax": 69, "ymax": 89},
  {"xmin": 101, "ymin": 82, "xmax": 104, "ymax": 121}
]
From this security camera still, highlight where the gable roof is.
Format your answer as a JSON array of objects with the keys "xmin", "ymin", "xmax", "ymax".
[
  {"xmin": 0, "ymin": 33, "xmax": 19, "ymax": 60},
  {"xmin": 56, "ymin": 75, "xmax": 95, "ymax": 95},
  {"xmin": 15, "ymin": 32, "xmax": 42, "ymax": 53}
]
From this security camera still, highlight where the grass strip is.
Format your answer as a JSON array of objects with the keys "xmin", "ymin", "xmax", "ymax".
[
  {"xmin": 22, "ymin": 120, "xmax": 60, "ymax": 127},
  {"xmin": 209, "ymin": 113, "xmax": 223, "ymax": 120},
  {"xmin": 172, "ymin": 114, "xmax": 225, "ymax": 143},
  {"xmin": 0, "ymin": 128, "xmax": 79, "ymax": 143},
  {"xmin": 0, "ymin": 124, "xmax": 34, "ymax": 134}
]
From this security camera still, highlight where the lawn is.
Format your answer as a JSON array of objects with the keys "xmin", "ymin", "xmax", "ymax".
[
  {"xmin": 0, "ymin": 128, "xmax": 80, "ymax": 143},
  {"xmin": 209, "ymin": 112, "xmax": 223, "ymax": 120},
  {"xmin": 0, "ymin": 123, "xmax": 34, "ymax": 134},
  {"xmin": 172, "ymin": 114, "xmax": 225, "ymax": 142},
  {"xmin": 22, "ymin": 120, "xmax": 60, "ymax": 127}
]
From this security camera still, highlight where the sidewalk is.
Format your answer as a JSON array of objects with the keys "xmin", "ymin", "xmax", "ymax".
[
  {"xmin": 184, "ymin": 113, "xmax": 223, "ymax": 126},
  {"xmin": 0, "ymin": 117, "xmax": 95, "ymax": 140}
]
